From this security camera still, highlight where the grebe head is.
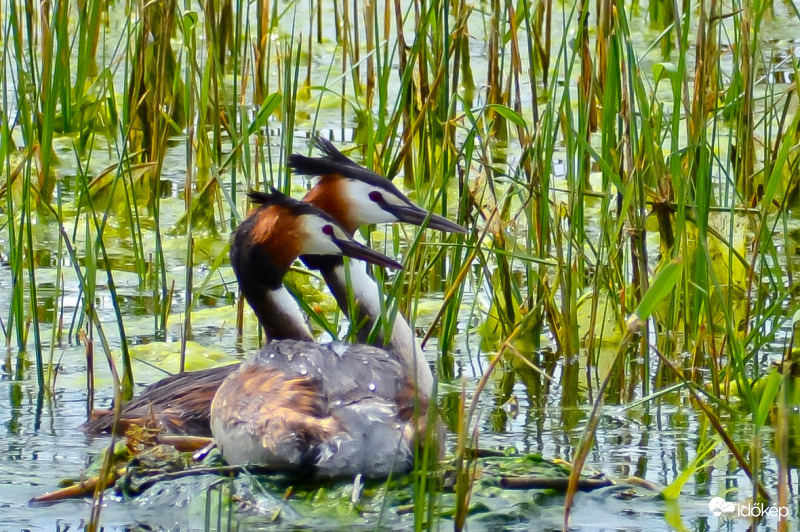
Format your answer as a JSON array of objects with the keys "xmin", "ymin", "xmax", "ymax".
[
  {"xmin": 232, "ymin": 189, "xmax": 402, "ymax": 284},
  {"xmin": 230, "ymin": 190, "xmax": 402, "ymax": 341},
  {"xmin": 290, "ymin": 137, "xmax": 468, "ymax": 235}
]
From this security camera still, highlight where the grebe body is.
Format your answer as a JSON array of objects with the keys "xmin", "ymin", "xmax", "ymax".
[{"xmin": 211, "ymin": 340, "xmax": 419, "ymax": 476}]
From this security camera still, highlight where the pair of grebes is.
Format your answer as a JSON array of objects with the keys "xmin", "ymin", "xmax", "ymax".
[{"xmin": 85, "ymin": 138, "xmax": 466, "ymax": 478}]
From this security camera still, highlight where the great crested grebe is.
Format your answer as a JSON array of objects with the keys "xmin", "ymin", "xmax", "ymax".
[
  {"xmin": 290, "ymin": 138, "xmax": 467, "ymax": 393},
  {"xmin": 82, "ymin": 139, "xmax": 465, "ymax": 436},
  {"xmin": 211, "ymin": 182, "xmax": 459, "ymax": 477}
]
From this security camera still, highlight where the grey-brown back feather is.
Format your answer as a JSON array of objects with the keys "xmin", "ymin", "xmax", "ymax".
[{"xmin": 243, "ymin": 340, "xmax": 408, "ymax": 405}]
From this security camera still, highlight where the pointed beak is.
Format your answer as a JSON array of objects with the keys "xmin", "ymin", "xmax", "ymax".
[
  {"xmin": 382, "ymin": 202, "xmax": 468, "ymax": 234},
  {"xmin": 333, "ymin": 238, "xmax": 404, "ymax": 270}
]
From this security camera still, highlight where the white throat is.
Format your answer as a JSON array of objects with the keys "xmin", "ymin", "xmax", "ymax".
[
  {"xmin": 259, "ymin": 285, "xmax": 314, "ymax": 342},
  {"xmin": 330, "ymin": 260, "xmax": 434, "ymax": 397}
]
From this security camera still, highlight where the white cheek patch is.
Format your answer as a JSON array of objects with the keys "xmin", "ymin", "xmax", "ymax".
[
  {"xmin": 300, "ymin": 216, "xmax": 344, "ymax": 255},
  {"xmin": 341, "ymin": 181, "xmax": 398, "ymax": 225}
]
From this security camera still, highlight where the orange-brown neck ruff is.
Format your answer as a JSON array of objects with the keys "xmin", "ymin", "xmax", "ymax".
[
  {"xmin": 230, "ymin": 204, "xmax": 313, "ymax": 341},
  {"xmin": 303, "ymin": 175, "xmax": 357, "ymax": 235},
  {"xmin": 248, "ymin": 204, "xmax": 303, "ymax": 273}
]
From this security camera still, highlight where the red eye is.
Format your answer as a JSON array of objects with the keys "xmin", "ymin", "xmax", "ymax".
[
  {"xmin": 322, "ymin": 224, "xmax": 334, "ymax": 236},
  {"xmin": 369, "ymin": 191, "xmax": 383, "ymax": 202}
]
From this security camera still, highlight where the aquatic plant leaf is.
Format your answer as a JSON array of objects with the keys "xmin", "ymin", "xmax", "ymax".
[
  {"xmin": 249, "ymin": 93, "xmax": 283, "ymax": 135},
  {"xmin": 763, "ymin": 110, "xmax": 800, "ymax": 208},
  {"xmin": 182, "ymin": 11, "xmax": 198, "ymax": 33},
  {"xmin": 86, "ymin": 440, "xmax": 132, "ymax": 476},
  {"xmin": 662, "ymin": 499, "xmax": 690, "ymax": 532},
  {"xmin": 128, "ymin": 341, "xmax": 231, "ymax": 373},
  {"xmin": 577, "ymin": 290, "xmax": 623, "ymax": 345},
  {"xmin": 793, "ymin": 308, "xmax": 800, "ymax": 327},
  {"xmin": 755, "ymin": 368, "xmax": 782, "ymax": 427},
  {"xmin": 484, "ymin": 104, "xmax": 528, "ymax": 128},
  {"xmin": 628, "ymin": 258, "xmax": 682, "ymax": 328},
  {"xmin": 661, "ymin": 435, "xmax": 720, "ymax": 500},
  {"xmin": 652, "ymin": 62, "xmax": 678, "ymax": 83}
]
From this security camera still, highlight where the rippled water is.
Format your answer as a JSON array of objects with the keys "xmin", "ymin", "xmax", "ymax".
[{"xmin": 1, "ymin": 286, "xmax": 795, "ymax": 530}]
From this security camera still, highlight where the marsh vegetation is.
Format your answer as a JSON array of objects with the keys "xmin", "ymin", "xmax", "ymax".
[{"xmin": 1, "ymin": 0, "xmax": 799, "ymax": 529}]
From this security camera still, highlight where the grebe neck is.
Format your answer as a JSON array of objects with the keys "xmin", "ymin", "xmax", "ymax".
[
  {"xmin": 304, "ymin": 255, "xmax": 434, "ymax": 398},
  {"xmin": 243, "ymin": 285, "xmax": 314, "ymax": 342}
]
